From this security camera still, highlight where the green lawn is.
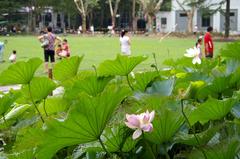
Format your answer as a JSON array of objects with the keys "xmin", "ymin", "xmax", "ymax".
[{"xmin": 0, "ymin": 35, "xmax": 226, "ymax": 73}]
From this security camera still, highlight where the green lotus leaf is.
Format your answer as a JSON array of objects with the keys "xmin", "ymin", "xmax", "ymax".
[
  {"xmin": 103, "ymin": 126, "xmax": 137, "ymax": 153},
  {"xmin": 197, "ymin": 76, "xmax": 230, "ymax": 99},
  {"xmin": 67, "ymin": 75, "xmax": 114, "ymax": 97},
  {"xmin": 98, "ymin": 54, "xmax": 147, "ymax": 76},
  {"xmin": 189, "ymin": 98, "xmax": 236, "ymax": 125},
  {"xmin": 175, "ymin": 125, "xmax": 222, "ymax": 146},
  {"xmin": 220, "ymin": 42, "xmax": 240, "ymax": 60},
  {"xmin": 145, "ymin": 108, "xmax": 184, "ymax": 144},
  {"xmin": 8, "ymin": 149, "xmax": 35, "ymax": 159},
  {"xmin": 146, "ymin": 79, "xmax": 175, "ymax": 96},
  {"xmin": 132, "ymin": 71, "xmax": 159, "ymax": 91},
  {"xmin": 22, "ymin": 77, "xmax": 57, "ymax": 102},
  {"xmin": 187, "ymin": 140, "xmax": 240, "ymax": 159},
  {"xmin": 0, "ymin": 92, "xmax": 19, "ymax": 116},
  {"xmin": 35, "ymin": 86, "xmax": 130, "ymax": 159},
  {"xmin": 3, "ymin": 104, "xmax": 31, "ymax": 121},
  {"xmin": 53, "ymin": 56, "xmax": 84, "ymax": 82},
  {"xmin": 38, "ymin": 97, "xmax": 70, "ymax": 116},
  {"xmin": 0, "ymin": 58, "xmax": 42, "ymax": 85},
  {"xmin": 183, "ymin": 81, "xmax": 205, "ymax": 99}
]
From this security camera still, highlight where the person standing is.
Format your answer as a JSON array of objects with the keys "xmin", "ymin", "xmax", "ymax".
[
  {"xmin": 204, "ymin": 26, "xmax": 214, "ymax": 58},
  {"xmin": 120, "ymin": 30, "xmax": 131, "ymax": 56},
  {"xmin": 38, "ymin": 26, "xmax": 61, "ymax": 73},
  {"xmin": 0, "ymin": 41, "xmax": 5, "ymax": 62},
  {"xmin": 0, "ymin": 40, "xmax": 7, "ymax": 62}
]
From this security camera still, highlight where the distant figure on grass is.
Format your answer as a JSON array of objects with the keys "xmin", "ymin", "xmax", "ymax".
[
  {"xmin": 193, "ymin": 25, "xmax": 198, "ymax": 35},
  {"xmin": 38, "ymin": 26, "xmax": 62, "ymax": 73},
  {"xmin": 90, "ymin": 25, "xmax": 94, "ymax": 35},
  {"xmin": 0, "ymin": 40, "xmax": 7, "ymax": 62},
  {"xmin": 9, "ymin": 50, "xmax": 17, "ymax": 63},
  {"xmin": 204, "ymin": 26, "xmax": 214, "ymax": 58},
  {"xmin": 56, "ymin": 39, "xmax": 70, "ymax": 59},
  {"xmin": 120, "ymin": 30, "xmax": 131, "ymax": 56},
  {"xmin": 195, "ymin": 36, "xmax": 203, "ymax": 58},
  {"xmin": 55, "ymin": 44, "xmax": 62, "ymax": 58}
]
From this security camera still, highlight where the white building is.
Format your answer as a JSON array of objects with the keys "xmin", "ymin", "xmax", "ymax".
[{"xmin": 156, "ymin": 0, "xmax": 240, "ymax": 34}]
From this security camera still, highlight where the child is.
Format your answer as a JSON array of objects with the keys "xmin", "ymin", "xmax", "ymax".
[
  {"xmin": 195, "ymin": 36, "xmax": 203, "ymax": 58},
  {"xmin": 55, "ymin": 44, "xmax": 62, "ymax": 58},
  {"xmin": 9, "ymin": 50, "xmax": 17, "ymax": 63},
  {"xmin": 60, "ymin": 39, "xmax": 70, "ymax": 58}
]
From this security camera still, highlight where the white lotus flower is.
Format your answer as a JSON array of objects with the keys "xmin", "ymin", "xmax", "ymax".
[{"xmin": 184, "ymin": 47, "xmax": 201, "ymax": 65}]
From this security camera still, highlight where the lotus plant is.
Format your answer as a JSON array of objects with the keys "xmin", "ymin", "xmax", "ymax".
[
  {"xmin": 184, "ymin": 47, "xmax": 201, "ymax": 65},
  {"xmin": 125, "ymin": 110, "xmax": 155, "ymax": 139}
]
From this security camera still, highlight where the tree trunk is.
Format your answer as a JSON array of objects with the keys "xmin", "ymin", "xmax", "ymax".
[
  {"xmin": 52, "ymin": 12, "xmax": 57, "ymax": 29},
  {"xmin": 224, "ymin": 0, "xmax": 230, "ymax": 38},
  {"xmin": 187, "ymin": 8, "xmax": 195, "ymax": 33},
  {"xmin": 68, "ymin": 13, "xmax": 71, "ymax": 29},
  {"xmin": 112, "ymin": 15, "xmax": 116, "ymax": 30},
  {"xmin": 132, "ymin": 0, "xmax": 137, "ymax": 32},
  {"xmin": 60, "ymin": 12, "xmax": 65, "ymax": 32},
  {"xmin": 100, "ymin": 9, "xmax": 104, "ymax": 27},
  {"xmin": 147, "ymin": 14, "xmax": 153, "ymax": 32},
  {"xmin": 187, "ymin": 13, "xmax": 193, "ymax": 33},
  {"xmin": 82, "ymin": 14, "xmax": 87, "ymax": 33},
  {"xmin": 31, "ymin": 11, "xmax": 36, "ymax": 33}
]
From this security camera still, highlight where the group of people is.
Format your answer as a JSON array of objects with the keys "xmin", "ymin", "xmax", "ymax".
[
  {"xmin": 0, "ymin": 26, "xmax": 214, "ymax": 73},
  {"xmin": 195, "ymin": 26, "xmax": 214, "ymax": 59},
  {"xmin": 38, "ymin": 26, "xmax": 70, "ymax": 73},
  {"xmin": 119, "ymin": 26, "xmax": 214, "ymax": 59},
  {"xmin": 0, "ymin": 40, "xmax": 16, "ymax": 63}
]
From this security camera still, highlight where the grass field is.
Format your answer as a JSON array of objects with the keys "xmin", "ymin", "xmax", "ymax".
[{"xmin": 0, "ymin": 35, "xmax": 227, "ymax": 73}]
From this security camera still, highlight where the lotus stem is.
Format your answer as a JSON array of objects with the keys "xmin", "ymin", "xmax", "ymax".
[
  {"xmin": 2, "ymin": 114, "xmax": 7, "ymax": 127},
  {"xmin": 151, "ymin": 53, "xmax": 159, "ymax": 74},
  {"xmin": 28, "ymin": 84, "xmax": 45, "ymax": 123},
  {"xmin": 126, "ymin": 75, "xmax": 134, "ymax": 91},
  {"xmin": 43, "ymin": 99, "xmax": 48, "ymax": 117},
  {"xmin": 152, "ymin": 53, "xmax": 159, "ymax": 74},
  {"xmin": 180, "ymin": 99, "xmax": 207, "ymax": 159},
  {"xmin": 92, "ymin": 65, "xmax": 97, "ymax": 77},
  {"xmin": 98, "ymin": 136, "xmax": 110, "ymax": 157}
]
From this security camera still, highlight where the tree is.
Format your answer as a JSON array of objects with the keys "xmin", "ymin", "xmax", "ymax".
[
  {"xmin": 74, "ymin": 0, "xmax": 99, "ymax": 32},
  {"xmin": 176, "ymin": 0, "xmax": 205, "ymax": 33},
  {"xmin": 108, "ymin": 0, "xmax": 121, "ymax": 31},
  {"xmin": 139, "ymin": 0, "xmax": 164, "ymax": 32},
  {"xmin": 50, "ymin": 0, "xmax": 77, "ymax": 30},
  {"xmin": 132, "ymin": 0, "xmax": 138, "ymax": 32},
  {"xmin": 224, "ymin": 0, "xmax": 230, "ymax": 38}
]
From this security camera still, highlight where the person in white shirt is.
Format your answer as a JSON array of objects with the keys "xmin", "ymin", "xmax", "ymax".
[
  {"xmin": 9, "ymin": 50, "xmax": 16, "ymax": 63},
  {"xmin": 120, "ymin": 30, "xmax": 131, "ymax": 55}
]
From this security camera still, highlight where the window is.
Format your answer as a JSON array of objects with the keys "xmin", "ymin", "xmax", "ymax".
[
  {"xmin": 202, "ymin": 16, "xmax": 210, "ymax": 27},
  {"xmin": 180, "ymin": 13, "xmax": 187, "ymax": 17},
  {"xmin": 230, "ymin": 12, "xmax": 235, "ymax": 16},
  {"xmin": 161, "ymin": 17, "xmax": 167, "ymax": 28},
  {"xmin": 161, "ymin": 18, "xmax": 167, "ymax": 25}
]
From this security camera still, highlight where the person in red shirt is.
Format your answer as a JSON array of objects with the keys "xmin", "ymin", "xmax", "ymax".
[
  {"xmin": 204, "ymin": 26, "xmax": 214, "ymax": 58},
  {"xmin": 61, "ymin": 39, "xmax": 70, "ymax": 57},
  {"xmin": 58, "ymin": 39, "xmax": 70, "ymax": 58}
]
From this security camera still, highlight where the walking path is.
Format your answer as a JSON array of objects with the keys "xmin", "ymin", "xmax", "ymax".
[{"xmin": 0, "ymin": 85, "xmax": 64, "ymax": 96}]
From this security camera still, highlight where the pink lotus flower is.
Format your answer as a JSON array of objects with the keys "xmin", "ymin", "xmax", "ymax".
[{"xmin": 125, "ymin": 110, "xmax": 155, "ymax": 140}]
